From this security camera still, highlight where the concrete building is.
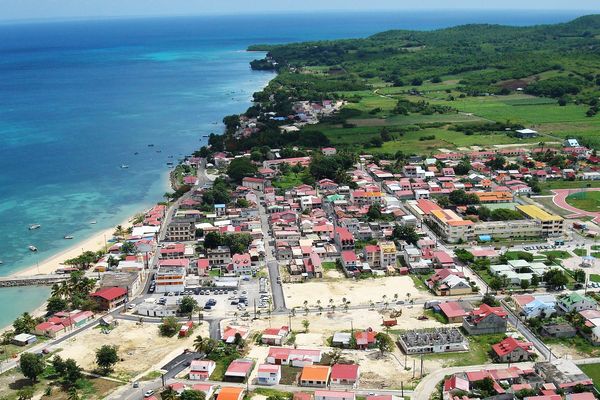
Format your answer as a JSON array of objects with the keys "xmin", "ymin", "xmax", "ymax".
[
  {"xmin": 190, "ymin": 360, "xmax": 216, "ymax": 381},
  {"xmin": 155, "ymin": 265, "xmax": 186, "ymax": 293},
  {"xmin": 397, "ymin": 327, "xmax": 468, "ymax": 354},
  {"xmin": 257, "ymin": 364, "xmax": 281, "ymax": 386},
  {"xmin": 463, "ymin": 304, "xmax": 508, "ymax": 335},
  {"xmin": 517, "ymin": 205, "xmax": 564, "ymax": 237},
  {"xmin": 165, "ymin": 217, "xmax": 196, "ymax": 242}
]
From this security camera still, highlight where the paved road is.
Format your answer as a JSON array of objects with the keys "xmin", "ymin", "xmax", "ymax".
[
  {"xmin": 257, "ymin": 196, "xmax": 286, "ymax": 312},
  {"xmin": 411, "ymin": 362, "xmax": 534, "ymax": 400}
]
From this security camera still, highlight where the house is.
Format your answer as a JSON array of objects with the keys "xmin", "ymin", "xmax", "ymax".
[
  {"xmin": 515, "ymin": 128, "xmax": 538, "ymax": 138},
  {"xmin": 224, "ymin": 359, "xmax": 254, "ymax": 382},
  {"xmin": 229, "ymin": 253, "xmax": 253, "ymax": 276},
  {"xmin": 191, "ymin": 384, "xmax": 216, "ymax": 399},
  {"xmin": 540, "ymin": 323, "xmax": 577, "ymax": 339},
  {"xmin": 266, "ymin": 347, "xmax": 322, "ymax": 366},
  {"xmin": 444, "ymin": 376, "xmax": 470, "ymax": 394},
  {"xmin": 90, "ymin": 287, "xmax": 128, "ymax": 310},
  {"xmin": 222, "ymin": 326, "xmax": 250, "ymax": 344},
  {"xmin": 492, "ymin": 337, "xmax": 534, "ymax": 362},
  {"xmin": 155, "ymin": 265, "xmax": 186, "ymax": 293},
  {"xmin": 189, "ymin": 360, "xmax": 216, "ymax": 381},
  {"xmin": 463, "ymin": 304, "xmax": 508, "ymax": 335},
  {"xmin": 322, "ymin": 147, "xmax": 337, "ymax": 156},
  {"xmin": 217, "ymin": 387, "xmax": 245, "ymax": 400},
  {"xmin": 426, "ymin": 269, "xmax": 471, "ymax": 296},
  {"xmin": 341, "ymin": 251, "xmax": 360, "ymax": 275},
  {"xmin": 354, "ymin": 330, "xmax": 377, "ymax": 350},
  {"xmin": 315, "ymin": 391, "xmax": 355, "ymax": 400},
  {"xmin": 330, "ymin": 364, "xmax": 360, "ymax": 388},
  {"xmin": 12, "ymin": 333, "xmax": 37, "ymax": 346},
  {"xmin": 315, "ymin": 392, "xmax": 355, "ymax": 400},
  {"xmin": 513, "ymin": 295, "xmax": 556, "ymax": 319},
  {"xmin": 334, "ymin": 227, "xmax": 355, "ymax": 251},
  {"xmin": 257, "ymin": 364, "xmax": 281, "ymax": 385},
  {"xmin": 242, "ymin": 177, "xmax": 268, "ymax": 191},
  {"xmin": 438, "ymin": 302, "xmax": 468, "ymax": 323},
  {"xmin": 300, "ymin": 365, "xmax": 331, "ymax": 387},
  {"xmin": 557, "ymin": 293, "xmax": 597, "ymax": 313},
  {"xmin": 261, "ymin": 326, "xmax": 290, "ymax": 346}
]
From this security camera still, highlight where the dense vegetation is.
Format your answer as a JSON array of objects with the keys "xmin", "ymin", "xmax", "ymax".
[{"xmin": 250, "ymin": 16, "xmax": 600, "ymax": 102}]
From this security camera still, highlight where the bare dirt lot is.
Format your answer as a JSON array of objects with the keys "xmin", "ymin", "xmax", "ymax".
[
  {"xmin": 56, "ymin": 320, "xmax": 209, "ymax": 379},
  {"xmin": 282, "ymin": 275, "xmax": 434, "ymax": 309}
]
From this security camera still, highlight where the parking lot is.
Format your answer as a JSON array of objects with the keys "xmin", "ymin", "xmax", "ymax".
[{"xmin": 133, "ymin": 276, "xmax": 271, "ymax": 318}]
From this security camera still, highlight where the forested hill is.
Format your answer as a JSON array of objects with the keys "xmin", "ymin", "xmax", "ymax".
[{"xmin": 248, "ymin": 15, "xmax": 600, "ymax": 99}]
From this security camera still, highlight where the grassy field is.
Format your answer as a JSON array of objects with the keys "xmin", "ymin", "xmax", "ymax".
[
  {"xmin": 566, "ymin": 191, "xmax": 600, "ymax": 212},
  {"xmin": 574, "ymin": 248, "xmax": 588, "ymax": 257},
  {"xmin": 538, "ymin": 180, "xmax": 600, "ymax": 195},
  {"xmin": 422, "ymin": 333, "xmax": 505, "ymax": 367},
  {"xmin": 544, "ymin": 335, "xmax": 600, "ymax": 358},
  {"xmin": 540, "ymin": 250, "xmax": 571, "ymax": 259},
  {"xmin": 579, "ymin": 363, "xmax": 600, "ymax": 390},
  {"xmin": 272, "ymin": 171, "xmax": 307, "ymax": 190}
]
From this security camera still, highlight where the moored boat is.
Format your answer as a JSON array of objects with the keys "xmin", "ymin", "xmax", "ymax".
[
  {"xmin": 28, "ymin": 224, "xmax": 41, "ymax": 230},
  {"xmin": 28, "ymin": 245, "xmax": 37, "ymax": 252}
]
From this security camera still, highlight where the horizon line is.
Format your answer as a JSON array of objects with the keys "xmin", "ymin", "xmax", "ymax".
[{"xmin": 0, "ymin": 8, "xmax": 598, "ymax": 26}]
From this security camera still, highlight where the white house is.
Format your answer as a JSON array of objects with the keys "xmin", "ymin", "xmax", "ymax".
[
  {"xmin": 256, "ymin": 364, "xmax": 281, "ymax": 385},
  {"xmin": 189, "ymin": 360, "xmax": 216, "ymax": 381},
  {"xmin": 315, "ymin": 391, "xmax": 356, "ymax": 400}
]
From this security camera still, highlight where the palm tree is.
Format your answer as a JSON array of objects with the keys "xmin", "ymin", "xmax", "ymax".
[
  {"xmin": 331, "ymin": 305, "xmax": 336, "ymax": 313},
  {"xmin": 160, "ymin": 387, "xmax": 178, "ymax": 400},
  {"xmin": 343, "ymin": 303, "xmax": 349, "ymax": 313},
  {"xmin": 318, "ymin": 306, "xmax": 323, "ymax": 314},
  {"xmin": 193, "ymin": 335, "xmax": 205, "ymax": 353}
]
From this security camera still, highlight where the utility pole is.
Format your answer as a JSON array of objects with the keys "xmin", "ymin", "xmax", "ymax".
[
  {"xmin": 412, "ymin": 359, "xmax": 416, "ymax": 379},
  {"xmin": 420, "ymin": 354, "xmax": 424, "ymax": 378}
]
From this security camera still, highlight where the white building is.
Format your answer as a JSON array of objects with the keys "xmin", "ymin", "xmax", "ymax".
[
  {"xmin": 256, "ymin": 364, "xmax": 281, "ymax": 385},
  {"xmin": 190, "ymin": 360, "xmax": 216, "ymax": 381}
]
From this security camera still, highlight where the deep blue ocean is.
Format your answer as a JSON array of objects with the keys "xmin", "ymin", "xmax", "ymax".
[{"xmin": 0, "ymin": 10, "xmax": 589, "ymax": 327}]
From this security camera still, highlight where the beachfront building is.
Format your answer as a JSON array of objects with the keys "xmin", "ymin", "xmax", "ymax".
[
  {"xmin": 165, "ymin": 217, "xmax": 196, "ymax": 242},
  {"xmin": 90, "ymin": 287, "xmax": 128, "ymax": 311}
]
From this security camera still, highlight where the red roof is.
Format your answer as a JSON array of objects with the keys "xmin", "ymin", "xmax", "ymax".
[
  {"xmin": 470, "ymin": 304, "xmax": 507, "ymax": 323},
  {"xmin": 341, "ymin": 251, "xmax": 357, "ymax": 263},
  {"xmin": 330, "ymin": 364, "xmax": 359, "ymax": 381},
  {"xmin": 444, "ymin": 376, "xmax": 470, "ymax": 392},
  {"xmin": 439, "ymin": 302, "xmax": 467, "ymax": 319},
  {"xmin": 91, "ymin": 287, "xmax": 127, "ymax": 301}
]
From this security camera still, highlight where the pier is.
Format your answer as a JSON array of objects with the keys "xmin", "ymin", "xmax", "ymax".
[{"xmin": 0, "ymin": 274, "xmax": 69, "ymax": 288}]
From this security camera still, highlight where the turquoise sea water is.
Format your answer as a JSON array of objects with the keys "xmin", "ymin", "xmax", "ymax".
[{"xmin": 0, "ymin": 10, "xmax": 588, "ymax": 328}]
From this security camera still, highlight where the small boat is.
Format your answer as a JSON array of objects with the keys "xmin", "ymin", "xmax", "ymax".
[
  {"xmin": 28, "ymin": 245, "xmax": 37, "ymax": 252},
  {"xmin": 120, "ymin": 164, "xmax": 129, "ymax": 169},
  {"xmin": 148, "ymin": 144, "xmax": 154, "ymax": 147},
  {"xmin": 90, "ymin": 220, "xmax": 97, "ymax": 224},
  {"xmin": 134, "ymin": 152, "xmax": 139, "ymax": 155},
  {"xmin": 0, "ymin": 260, "xmax": 4, "ymax": 265},
  {"xmin": 203, "ymin": 134, "xmax": 210, "ymax": 137},
  {"xmin": 28, "ymin": 224, "xmax": 41, "ymax": 230},
  {"xmin": 156, "ymin": 150, "xmax": 162, "ymax": 153},
  {"xmin": 166, "ymin": 162, "xmax": 174, "ymax": 166},
  {"xmin": 64, "ymin": 235, "xmax": 74, "ymax": 240}
]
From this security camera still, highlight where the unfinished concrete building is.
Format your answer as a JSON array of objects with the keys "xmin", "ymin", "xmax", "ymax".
[{"xmin": 397, "ymin": 327, "xmax": 469, "ymax": 354}]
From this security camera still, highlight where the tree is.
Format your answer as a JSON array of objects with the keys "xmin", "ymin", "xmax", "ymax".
[
  {"xmin": 543, "ymin": 268, "xmax": 569, "ymax": 290},
  {"xmin": 302, "ymin": 319, "xmax": 310, "ymax": 333},
  {"xmin": 120, "ymin": 241, "xmax": 136, "ymax": 255},
  {"xmin": 367, "ymin": 204, "xmax": 382, "ymax": 220},
  {"xmin": 13, "ymin": 313, "xmax": 37, "ymax": 334},
  {"xmin": 161, "ymin": 387, "xmax": 179, "ymax": 400},
  {"xmin": 455, "ymin": 249, "xmax": 474, "ymax": 264},
  {"xmin": 481, "ymin": 293, "xmax": 500, "ymax": 307},
  {"xmin": 531, "ymin": 274, "xmax": 540, "ymax": 288},
  {"xmin": 63, "ymin": 358, "xmax": 83, "ymax": 385},
  {"xmin": 573, "ymin": 269, "xmax": 586, "ymax": 283},
  {"xmin": 392, "ymin": 225, "xmax": 419, "ymax": 245},
  {"xmin": 67, "ymin": 388, "xmax": 80, "ymax": 400},
  {"xmin": 159, "ymin": 317, "xmax": 181, "ymax": 337},
  {"xmin": 52, "ymin": 355, "xmax": 67, "ymax": 376},
  {"xmin": 95, "ymin": 345, "xmax": 118, "ymax": 374},
  {"xmin": 47, "ymin": 296, "xmax": 68, "ymax": 314},
  {"xmin": 489, "ymin": 277, "xmax": 505, "ymax": 291},
  {"xmin": 180, "ymin": 390, "xmax": 207, "ymax": 400},
  {"xmin": 178, "ymin": 296, "xmax": 198, "ymax": 316},
  {"xmin": 449, "ymin": 189, "xmax": 480, "ymax": 206},
  {"xmin": 375, "ymin": 332, "xmax": 394, "ymax": 356},
  {"xmin": 19, "ymin": 352, "xmax": 45, "ymax": 382},
  {"xmin": 226, "ymin": 157, "xmax": 257, "ymax": 183},
  {"xmin": 203, "ymin": 232, "xmax": 222, "ymax": 249},
  {"xmin": 193, "ymin": 335, "xmax": 206, "ymax": 354},
  {"xmin": 520, "ymin": 279, "xmax": 530, "ymax": 290}
]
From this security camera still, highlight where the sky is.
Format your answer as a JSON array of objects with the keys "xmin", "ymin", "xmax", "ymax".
[{"xmin": 0, "ymin": 0, "xmax": 599, "ymax": 22}]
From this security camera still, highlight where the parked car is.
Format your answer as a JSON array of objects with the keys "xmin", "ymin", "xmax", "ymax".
[{"xmin": 144, "ymin": 390, "xmax": 154, "ymax": 397}]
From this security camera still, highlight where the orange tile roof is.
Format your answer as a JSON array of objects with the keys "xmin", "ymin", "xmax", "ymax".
[
  {"xmin": 300, "ymin": 365, "xmax": 331, "ymax": 381},
  {"xmin": 217, "ymin": 387, "xmax": 244, "ymax": 400}
]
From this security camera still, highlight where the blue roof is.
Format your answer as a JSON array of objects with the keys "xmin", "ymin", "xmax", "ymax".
[
  {"xmin": 214, "ymin": 204, "xmax": 226, "ymax": 208},
  {"xmin": 479, "ymin": 235, "xmax": 492, "ymax": 242}
]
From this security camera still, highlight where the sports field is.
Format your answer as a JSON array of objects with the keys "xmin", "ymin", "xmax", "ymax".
[{"xmin": 566, "ymin": 191, "xmax": 600, "ymax": 212}]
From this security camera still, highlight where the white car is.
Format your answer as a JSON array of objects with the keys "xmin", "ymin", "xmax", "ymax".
[{"xmin": 144, "ymin": 390, "xmax": 155, "ymax": 397}]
